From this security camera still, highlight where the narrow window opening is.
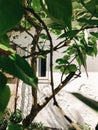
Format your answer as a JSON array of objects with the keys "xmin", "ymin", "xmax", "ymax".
[{"xmin": 38, "ymin": 58, "xmax": 46, "ymax": 77}]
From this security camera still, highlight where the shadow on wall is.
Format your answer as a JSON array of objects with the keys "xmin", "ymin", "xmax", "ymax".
[{"xmin": 8, "ymin": 72, "xmax": 98, "ymax": 129}]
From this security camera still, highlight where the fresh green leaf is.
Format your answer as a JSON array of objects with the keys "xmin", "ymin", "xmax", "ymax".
[
  {"xmin": 64, "ymin": 64, "xmax": 77, "ymax": 74},
  {"xmin": 42, "ymin": 18, "xmax": 65, "ymax": 30},
  {"xmin": 87, "ymin": 35, "xmax": 98, "ymax": 56},
  {"xmin": 0, "ymin": 35, "xmax": 15, "ymax": 56},
  {"xmin": 32, "ymin": 0, "xmax": 41, "ymax": 11},
  {"xmin": 41, "ymin": 0, "xmax": 72, "ymax": 29},
  {"xmin": 0, "ymin": 72, "xmax": 7, "ymax": 87},
  {"xmin": 58, "ymin": 30, "xmax": 79, "ymax": 39},
  {"xmin": 76, "ymin": 47, "xmax": 87, "ymax": 75},
  {"xmin": 8, "ymin": 124, "xmax": 23, "ymax": 130},
  {"xmin": 90, "ymin": 32, "xmax": 98, "ymax": 38},
  {"xmin": 11, "ymin": 54, "xmax": 35, "ymax": 78},
  {"xmin": 10, "ymin": 109, "xmax": 22, "ymax": 124},
  {"xmin": 64, "ymin": 46, "xmax": 77, "ymax": 55},
  {"xmin": 72, "ymin": 93, "xmax": 98, "ymax": 112},
  {"xmin": 86, "ymin": 46, "xmax": 95, "ymax": 56},
  {"xmin": 56, "ymin": 58, "xmax": 65, "ymax": 64},
  {"xmin": 0, "ymin": 54, "xmax": 38, "ymax": 88},
  {"xmin": 80, "ymin": 0, "xmax": 98, "ymax": 18},
  {"xmin": 0, "ymin": 85, "xmax": 10, "ymax": 118},
  {"xmin": 56, "ymin": 57, "xmax": 69, "ymax": 65},
  {"xmin": 67, "ymin": 64, "xmax": 77, "ymax": 72},
  {"xmin": 77, "ymin": 18, "xmax": 98, "ymax": 26},
  {"xmin": 0, "ymin": 0, "xmax": 24, "ymax": 34},
  {"xmin": 0, "ymin": 44, "xmax": 15, "ymax": 55},
  {"xmin": 86, "ymin": 42, "xmax": 97, "ymax": 57},
  {"xmin": 55, "ymin": 65, "xmax": 62, "ymax": 70},
  {"xmin": 0, "ymin": 34, "xmax": 10, "ymax": 47},
  {"xmin": 40, "ymin": 33, "xmax": 49, "ymax": 40}
]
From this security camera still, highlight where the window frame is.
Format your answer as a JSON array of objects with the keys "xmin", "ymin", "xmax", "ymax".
[{"xmin": 36, "ymin": 55, "xmax": 50, "ymax": 83}]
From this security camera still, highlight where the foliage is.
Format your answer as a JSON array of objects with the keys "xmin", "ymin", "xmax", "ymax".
[
  {"xmin": 0, "ymin": 54, "xmax": 38, "ymax": 87},
  {"xmin": 0, "ymin": 84, "xmax": 10, "ymax": 118},
  {"xmin": 41, "ymin": 0, "xmax": 72, "ymax": 29},
  {"xmin": 72, "ymin": 92, "xmax": 98, "ymax": 112},
  {"xmin": 55, "ymin": 32, "xmax": 97, "ymax": 76},
  {"xmin": 0, "ymin": 0, "xmax": 98, "ymax": 129},
  {"xmin": 0, "ymin": 109, "xmax": 22, "ymax": 130},
  {"xmin": 26, "ymin": 122, "xmax": 44, "ymax": 130},
  {"xmin": 0, "ymin": 0, "xmax": 24, "ymax": 34},
  {"xmin": 68, "ymin": 122, "xmax": 91, "ymax": 130},
  {"xmin": 0, "ymin": 110, "xmax": 44, "ymax": 130}
]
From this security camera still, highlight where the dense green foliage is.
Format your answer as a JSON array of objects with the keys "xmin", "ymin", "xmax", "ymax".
[
  {"xmin": 0, "ymin": 0, "xmax": 98, "ymax": 129},
  {"xmin": 0, "ymin": 0, "xmax": 24, "ymax": 34}
]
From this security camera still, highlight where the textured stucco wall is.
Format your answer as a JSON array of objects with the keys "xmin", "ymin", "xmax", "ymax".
[
  {"xmin": 7, "ymin": 30, "xmax": 98, "ymax": 129},
  {"xmin": 34, "ymin": 72, "xmax": 98, "ymax": 129},
  {"xmin": 8, "ymin": 72, "xmax": 98, "ymax": 129}
]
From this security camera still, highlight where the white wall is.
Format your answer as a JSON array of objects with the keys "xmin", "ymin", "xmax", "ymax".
[
  {"xmin": 8, "ymin": 30, "xmax": 98, "ymax": 129},
  {"xmin": 85, "ymin": 56, "xmax": 98, "ymax": 72},
  {"xmin": 9, "ymin": 28, "xmax": 98, "ymax": 72}
]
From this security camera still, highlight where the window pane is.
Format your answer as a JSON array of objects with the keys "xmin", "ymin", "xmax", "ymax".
[{"xmin": 38, "ymin": 58, "xmax": 46, "ymax": 77}]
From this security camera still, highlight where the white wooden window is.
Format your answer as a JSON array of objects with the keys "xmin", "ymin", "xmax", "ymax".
[{"xmin": 37, "ymin": 55, "xmax": 50, "ymax": 83}]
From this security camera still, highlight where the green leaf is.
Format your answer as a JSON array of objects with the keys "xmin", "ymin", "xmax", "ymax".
[
  {"xmin": 0, "ymin": 0, "xmax": 24, "ymax": 34},
  {"xmin": 87, "ymin": 35, "xmax": 98, "ymax": 56},
  {"xmin": 32, "ymin": 0, "xmax": 41, "ymax": 11},
  {"xmin": 77, "ymin": 18, "xmax": 98, "ymax": 26},
  {"xmin": 56, "ymin": 56, "xmax": 69, "ymax": 65},
  {"xmin": 55, "ymin": 65, "xmax": 62, "ymax": 70},
  {"xmin": 8, "ymin": 124, "xmax": 23, "ymax": 130},
  {"xmin": 40, "ymin": 33, "xmax": 49, "ymax": 40},
  {"xmin": 58, "ymin": 30, "xmax": 79, "ymax": 39},
  {"xmin": 0, "ymin": 44, "xmax": 15, "ymax": 56},
  {"xmin": 64, "ymin": 64, "xmax": 77, "ymax": 74},
  {"xmin": 0, "ymin": 54, "xmax": 38, "ymax": 88},
  {"xmin": 41, "ymin": 0, "xmax": 72, "ymax": 29},
  {"xmin": 0, "ymin": 72, "xmax": 8, "ymax": 87},
  {"xmin": 64, "ymin": 46, "xmax": 77, "ymax": 55},
  {"xmin": 0, "ymin": 34, "xmax": 10, "ymax": 47},
  {"xmin": 86, "ymin": 46, "xmax": 95, "ymax": 56},
  {"xmin": 56, "ymin": 58, "xmax": 65, "ymax": 64},
  {"xmin": 0, "ymin": 85, "xmax": 10, "ymax": 118},
  {"xmin": 90, "ymin": 32, "xmax": 98, "ymax": 38},
  {"xmin": 72, "ymin": 93, "xmax": 98, "ymax": 112},
  {"xmin": 80, "ymin": 0, "xmax": 98, "ymax": 18},
  {"xmin": 0, "ymin": 35, "xmax": 15, "ymax": 56},
  {"xmin": 76, "ymin": 47, "xmax": 88, "ymax": 75},
  {"xmin": 10, "ymin": 109, "xmax": 22, "ymax": 124},
  {"xmin": 42, "ymin": 18, "xmax": 65, "ymax": 30}
]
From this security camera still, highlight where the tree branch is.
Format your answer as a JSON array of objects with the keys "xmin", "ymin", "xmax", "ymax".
[
  {"xmin": 11, "ymin": 41, "xmax": 30, "ymax": 54},
  {"xmin": 37, "ymin": 72, "xmax": 75, "ymax": 111},
  {"xmin": 25, "ymin": 7, "xmax": 58, "ymax": 105},
  {"xmin": 14, "ymin": 79, "xmax": 19, "ymax": 113},
  {"xmin": 37, "ymin": 72, "xmax": 82, "ymax": 130}
]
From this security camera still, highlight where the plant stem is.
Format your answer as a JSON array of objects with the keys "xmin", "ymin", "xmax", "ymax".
[{"xmin": 14, "ymin": 79, "xmax": 19, "ymax": 113}]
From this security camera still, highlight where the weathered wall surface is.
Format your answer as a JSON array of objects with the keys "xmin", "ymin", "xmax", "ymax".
[
  {"xmin": 8, "ymin": 72, "xmax": 98, "ymax": 129},
  {"xmin": 34, "ymin": 72, "xmax": 98, "ymax": 129},
  {"xmin": 7, "ymin": 30, "xmax": 98, "ymax": 129}
]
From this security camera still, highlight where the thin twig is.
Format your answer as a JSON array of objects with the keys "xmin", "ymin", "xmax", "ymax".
[
  {"xmin": 61, "ymin": 55, "xmax": 77, "ymax": 82},
  {"xmin": 54, "ymin": 38, "xmax": 68, "ymax": 50},
  {"xmin": 11, "ymin": 41, "xmax": 30, "ymax": 54},
  {"xmin": 19, "ymin": 24, "xmax": 34, "ymax": 39},
  {"xmin": 37, "ymin": 72, "xmax": 75, "ymax": 111},
  {"xmin": 37, "ymin": 72, "xmax": 82, "ymax": 129},
  {"xmin": 22, "ymin": 24, "xmax": 98, "ymax": 59},
  {"xmin": 25, "ymin": 7, "xmax": 58, "ymax": 105},
  {"xmin": 14, "ymin": 79, "xmax": 19, "ymax": 113}
]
